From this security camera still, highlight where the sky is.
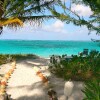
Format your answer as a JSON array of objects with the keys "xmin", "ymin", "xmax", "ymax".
[{"xmin": 0, "ymin": 1, "xmax": 100, "ymax": 40}]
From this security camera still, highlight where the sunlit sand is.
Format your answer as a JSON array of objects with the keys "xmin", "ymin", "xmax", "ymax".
[{"xmin": 0, "ymin": 57, "xmax": 84, "ymax": 100}]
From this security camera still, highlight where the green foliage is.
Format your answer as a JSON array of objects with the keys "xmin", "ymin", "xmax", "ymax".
[
  {"xmin": 0, "ymin": 0, "xmax": 55, "ymax": 18},
  {"xmin": 49, "ymin": 51, "xmax": 100, "ymax": 81},
  {"xmin": 82, "ymin": 80, "xmax": 100, "ymax": 100},
  {"xmin": 0, "ymin": 54, "xmax": 8, "ymax": 65},
  {"xmin": 50, "ymin": 0, "xmax": 100, "ymax": 34},
  {"xmin": 1, "ymin": 0, "xmax": 100, "ymax": 35},
  {"xmin": 73, "ymin": 0, "xmax": 100, "ymax": 13},
  {"xmin": 0, "ymin": 0, "xmax": 56, "ymax": 34},
  {"xmin": 0, "ymin": 54, "xmax": 38, "ymax": 65}
]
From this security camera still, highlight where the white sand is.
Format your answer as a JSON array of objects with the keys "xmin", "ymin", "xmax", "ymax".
[
  {"xmin": 1, "ymin": 58, "xmax": 84, "ymax": 100},
  {"xmin": 0, "ymin": 63, "xmax": 12, "ymax": 76}
]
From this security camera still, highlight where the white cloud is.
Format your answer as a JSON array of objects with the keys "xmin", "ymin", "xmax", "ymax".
[
  {"xmin": 15, "ymin": 20, "xmax": 67, "ymax": 34},
  {"xmin": 60, "ymin": 0, "xmax": 68, "ymax": 1},
  {"xmin": 42, "ymin": 20, "xmax": 67, "ymax": 34},
  {"xmin": 2, "ymin": 20, "xmax": 99, "ymax": 40},
  {"xmin": 53, "ymin": 20, "xmax": 64, "ymax": 28},
  {"xmin": 71, "ymin": 4, "xmax": 93, "ymax": 17}
]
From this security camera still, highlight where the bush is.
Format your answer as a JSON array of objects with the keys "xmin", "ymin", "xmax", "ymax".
[
  {"xmin": 0, "ymin": 54, "xmax": 38, "ymax": 65},
  {"xmin": 0, "ymin": 54, "xmax": 9, "ymax": 65},
  {"xmin": 49, "ymin": 51, "xmax": 100, "ymax": 81},
  {"xmin": 82, "ymin": 80, "xmax": 100, "ymax": 100}
]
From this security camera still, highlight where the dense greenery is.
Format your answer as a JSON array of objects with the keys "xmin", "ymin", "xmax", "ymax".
[
  {"xmin": 49, "ymin": 51, "xmax": 100, "ymax": 81},
  {"xmin": 0, "ymin": 0, "xmax": 56, "ymax": 34},
  {"xmin": 82, "ymin": 80, "xmax": 100, "ymax": 100},
  {"xmin": 0, "ymin": 54, "xmax": 8, "ymax": 65},
  {"xmin": 0, "ymin": 0, "xmax": 100, "ymax": 34},
  {"xmin": 0, "ymin": 54, "xmax": 38, "ymax": 65}
]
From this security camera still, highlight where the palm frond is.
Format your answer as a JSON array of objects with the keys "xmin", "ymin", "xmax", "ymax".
[
  {"xmin": 0, "ymin": 18, "xmax": 23, "ymax": 26},
  {"xmin": 0, "ymin": 0, "xmax": 57, "ymax": 34},
  {"xmin": 18, "ymin": 15, "xmax": 54, "ymax": 26}
]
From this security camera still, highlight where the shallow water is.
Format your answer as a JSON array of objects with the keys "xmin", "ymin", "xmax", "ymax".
[{"xmin": 0, "ymin": 40, "xmax": 100, "ymax": 57}]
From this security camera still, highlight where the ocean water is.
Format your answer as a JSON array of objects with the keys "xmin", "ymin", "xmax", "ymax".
[{"xmin": 0, "ymin": 40, "xmax": 100, "ymax": 57}]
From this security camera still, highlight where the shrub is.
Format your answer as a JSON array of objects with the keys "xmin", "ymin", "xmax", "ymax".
[
  {"xmin": 82, "ymin": 80, "xmax": 100, "ymax": 100},
  {"xmin": 0, "ymin": 54, "xmax": 38, "ymax": 65},
  {"xmin": 49, "ymin": 51, "xmax": 100, "ymax": 81}
]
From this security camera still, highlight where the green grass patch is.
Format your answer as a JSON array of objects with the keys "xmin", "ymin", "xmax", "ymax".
[{"xmin": 0, "ymin": 54, "xmax": 38, "ymax": 65}]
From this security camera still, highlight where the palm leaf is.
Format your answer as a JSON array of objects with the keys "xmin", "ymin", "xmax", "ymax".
[
  {"xmin": 0, "ymin": 0, "xmax": 56, "ymax": 25},
  {"xmin": 0, "ymin": 0, "xmax": 57, "ymax": 34},
  {"xmin": 0, "ymin": 18, "xmax": 23, "ymax": 26},
  {"xmin": 82, "ymin": 80, "xmax": 100, "ymax": 100}
]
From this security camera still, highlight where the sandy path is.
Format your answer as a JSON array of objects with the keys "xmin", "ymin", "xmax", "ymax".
[
  {"xmin": 5, "ymin": 58, "xmax": 84, "ymax": 100},
  {"xmin": 6, "ymin": 59, "xmax": 49, "ymax": 100},
  {"xmin": 0, "ymin": 63, "xmax": 12, "ymax": 75}
]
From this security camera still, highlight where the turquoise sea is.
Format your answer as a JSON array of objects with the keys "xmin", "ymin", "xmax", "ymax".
[{"xmin": 0, "ymin": 40, "xmax": 100, "ymax": 57}]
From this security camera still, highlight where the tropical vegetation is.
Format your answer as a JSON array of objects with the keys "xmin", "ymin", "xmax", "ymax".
[
  {"xmin": 49, "ymin": 50, "xmax": 100, "ymax": 81},
  {"xmin": 0, "ymin": 0, "xmax": 56, "ymax": 34},
  {"xmin": 0, "ymin": 0, "xmax": 100, "ymax": 99},
  {"xmin": 50, "ymin": 0, "xmax": 100, "ymax": 34},
  {"xmin": 0, "ymin": 54, "xmax": 38, "ymax": 65},
  {"xmin": 0, "ymin": 0, "xmax": 100, "ymax": 35},
  {"xmin": 82, "ymin": 80, "xmax": 100, "ymax": 100}
]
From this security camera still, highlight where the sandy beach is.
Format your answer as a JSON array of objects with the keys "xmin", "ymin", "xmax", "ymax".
[{"xmin": 0, "ymin": 57, "xmax": 84, "ymax": 100}]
